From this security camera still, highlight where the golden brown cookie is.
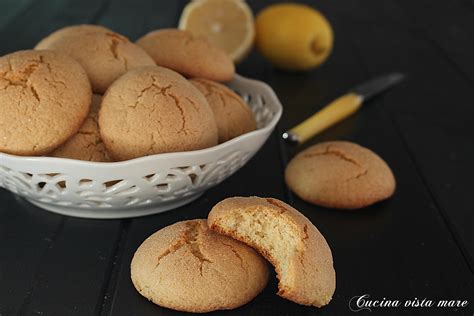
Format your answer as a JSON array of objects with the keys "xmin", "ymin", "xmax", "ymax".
[
  {"xmin": 35, "ymin": 24, "xmax": 155, "ymax": 93},
  {"xmin": 98, "ymin": 66, "xmax": 218, "ymax": 161},
  {"xmin": 0, "ymin": 50, "xmax": 91, "ymax": 156},
  {"xmin": 208, "ymin": 197, "xmax": 336, "ymax": 307},
  {"xmin": 190, "ymin": 78, "xmax": 257, "ymax": 143},
  {"xmin": 136, "ymin": 29, "xmax": 234, "ymax": 81},
  {"xmin": 35, "ymin": 24, "xmax": 110, "ymax": 48},
  {"xmin": 51, "ymin": 94, "xmax": 110, "ymax": 162},
  {"xmin": 131, "ymin": 219, "xmax": 269, "ymax": 313},
  {"xmin": 285, "ymin": 141, "xmax": 396, "ymax": 209}
]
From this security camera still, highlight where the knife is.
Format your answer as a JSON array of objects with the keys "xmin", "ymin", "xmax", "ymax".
[{"xmin": 282, "ymin": 72, "xmax": 405, "ymax": 145}]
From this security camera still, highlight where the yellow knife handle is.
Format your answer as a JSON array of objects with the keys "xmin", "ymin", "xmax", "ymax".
[{"xmin": 289, "ymin": 93, "xmax": 363, "ymax": 144}]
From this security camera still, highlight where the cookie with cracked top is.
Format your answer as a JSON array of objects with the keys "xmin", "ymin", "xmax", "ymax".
[
  {"xmin": 190, "ymin": 78, "xmax": 257, "ymax": 143},
  {"xmin": 35, "ymin": 24, "xmax": 155, "ymax": 93},
  {"xmin": 208, "ymin": 196, "xmax": 336, "ymax": 307},
  {"xmin": 131, "ymin": 219, "xmax": 269, "ymax": 313},
  {"xmin": 98, "ymin": 66, "xmax": 218, "ymax": 161},
  {"xmin": 51, "ymin": 94, "xmax": 111, "ymax": 162},
  {"xmin": 136, "ymin": 29, "xmax": 235, "ymax": 82},
  {"xmin": 285, "ymin": 141, "xmax": 396, "ymax": 209},
  {"xmin": 0, "ymin": 50, "xmax": 91, "ymax": 156}
]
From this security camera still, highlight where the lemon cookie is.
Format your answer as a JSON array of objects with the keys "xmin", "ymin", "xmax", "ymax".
[
  {"xmin": 131, "ymin": 219, "xmax": 269, "ymax": 313},
  {"xmin": 285, "ymin": 141, "xmax": 396, "ymax": 209},
  {"xmin": 208, "ymin": 197, "xmax": 336, "ymax": 307},
  {"xmin": 51, "ymin": 94, "xmax": 110, "ymax": 161},
  {"xmin": 0, "ymin": 50, "xmax": 91, "ymax": 156},
  {"xmin": 136, "ymin": 29, "xmax": 234, "ymax": 81},
  {"xmin": 35, "ymin": 24, "xmax": 110, "ymax": 48},
  {"xmin": 190, "ymin": 78, "xmax": 256, "ymax": 143},
  {"xmin": 35, "ymin": 24, "xmax": 155, "ymax": 93},
  {"xmin": 99, "ymin": 66, "xmax": 218, "ymax": 161}
]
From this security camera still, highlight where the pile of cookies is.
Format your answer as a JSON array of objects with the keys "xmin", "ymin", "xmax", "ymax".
[
  {"xmin": 0, "ymin": 25, "xmax": 257, "ymax": 161},
  {"xmin": 131, "ymin": 196, "xmax": 336, "ymax": 312}
]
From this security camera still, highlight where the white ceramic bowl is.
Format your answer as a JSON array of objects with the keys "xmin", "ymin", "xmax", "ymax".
[{"xmin": 0, "ymin": 74, "xmax": 282, "ymax": 219}]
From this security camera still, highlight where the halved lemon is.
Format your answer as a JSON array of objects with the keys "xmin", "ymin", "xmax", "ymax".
[{"xmin": 179, "ymin": 0, "xmax": 255, "ymax": 63}]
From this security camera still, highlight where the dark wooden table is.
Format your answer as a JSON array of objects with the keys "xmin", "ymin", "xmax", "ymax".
[{"xmin": 1, "ymin": 0, "xmax": 474, "ymax": 315}]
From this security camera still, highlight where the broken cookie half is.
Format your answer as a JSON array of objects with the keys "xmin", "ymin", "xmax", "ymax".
[
  {"xmin": 130, "ymin": 219, "xmax": 269, "ymax": 313},
  {"xmin": 208, "ymin": 197, "xmax": 336, "ymax": 307}
]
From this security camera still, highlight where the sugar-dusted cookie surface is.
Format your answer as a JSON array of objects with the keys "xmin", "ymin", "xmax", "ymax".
[
  {"xmin": 131, "ymin": 219, "xmax": 269, "ymax": 313},
  {"xmin": 285, "ymin": 141, "xmax": 396, "ymax": 209},
  {"xmin": 0, "ymin": 50, "xmax": 91, "ymax": 156},
  {"xmin": 136, "ymin": 29, "xmax": 234, "ymax": 82},
  {"xmin": 99, "ymin": 66, "xmax": 218, "ymax": 161},
  {"xmin": 51, "ymin": 94, "xmax": 110, "ymax": 162},
  {"xmin": 35, "ymin": 24, "xmax": 155, "ymax": 93},
  {"xmin": 190, "ymin": 78, "xmax": 256, "ymax": 143}
]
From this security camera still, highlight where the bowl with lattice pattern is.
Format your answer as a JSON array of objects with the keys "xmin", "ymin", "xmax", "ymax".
[{"xmin": 0, "ymin": 74, "xmax": 282, "ymax": 219}]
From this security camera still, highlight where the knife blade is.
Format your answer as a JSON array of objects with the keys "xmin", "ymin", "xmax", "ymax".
[{"xmin": 352, "ymin": 72, "xmax": 405, "ymax": 101}]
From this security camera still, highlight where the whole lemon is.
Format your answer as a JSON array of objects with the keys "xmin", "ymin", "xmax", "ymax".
[{"xmin": 255, "ymin": 3, "xmax": 334, "ymax": 70}]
